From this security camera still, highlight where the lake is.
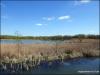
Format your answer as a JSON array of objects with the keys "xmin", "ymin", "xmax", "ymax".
[
  {"xmin": 1, "ymin": 57, "xmax": 99, "ymax": 75},
  {"xmin": 0, "ymin": 39, "xmax": 58, "ymax": 44},
  {"xmin": 31, "ymin": 57, "xmax": 100, "ymax": 74}
]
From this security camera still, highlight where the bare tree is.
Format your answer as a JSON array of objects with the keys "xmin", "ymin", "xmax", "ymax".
[{"xmin": 15, "ymin": 31, "xmax": 22, "ymax": 59}]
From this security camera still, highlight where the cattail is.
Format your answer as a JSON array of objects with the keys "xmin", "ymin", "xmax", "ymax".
[{"xmin": 2, "ymin": 64, "xmax": 7, "ymax": 71}]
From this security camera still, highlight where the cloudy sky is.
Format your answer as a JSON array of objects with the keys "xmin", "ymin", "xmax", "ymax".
[{"xmin": 1, "ymin": 0, "xmax": 99, "ymax": 36}]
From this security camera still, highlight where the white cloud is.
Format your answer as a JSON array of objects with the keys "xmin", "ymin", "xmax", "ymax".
[
  {"xmin": 74, "ymin": 0, "xmax": 91, "ymax": 6},
  {"xmin": 43, "ymin": 17, "xmax": 55, "ymax": 21},
  {"xmin": 58, "ymin": 16, "xmax": 70, "ymax": 20},
  {"xmin": 36, "ymin": 23, "xmax": 43, "ymax": 26},
  {"xmin": 35, "ymin": 23, "xmax": 47, "ymax": 26},
  {"xmin": 80, "ymin": 0, "xmax": 91, "ymax": 3}
]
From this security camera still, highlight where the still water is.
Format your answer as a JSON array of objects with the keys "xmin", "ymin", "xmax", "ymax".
[
  {"xmin": 31, "ymin": 57, "xmax": 100, "ymax": 74},
  {"xmin": 0, "ymin": 39, "xmax": 56, "ymax": 44},
  {"xmin": 1, "ymin": 57, "xmax": 99, "ymax": 75}
]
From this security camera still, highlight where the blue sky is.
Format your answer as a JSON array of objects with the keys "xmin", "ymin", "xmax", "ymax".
[{"xmin": 1, "ymin": 0, "xmax": 99, "ymax": 36}]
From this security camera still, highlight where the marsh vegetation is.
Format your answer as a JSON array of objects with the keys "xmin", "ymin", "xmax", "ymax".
[{"xmin": 0, "ymin": 36, "xmax": 99, "ymax": 73}]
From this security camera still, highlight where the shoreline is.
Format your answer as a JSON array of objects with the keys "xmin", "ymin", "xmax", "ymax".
[
  {"xmin": 0, "ymin": 39, "xmax": 99, "ymax": 72},
  {"xmin": 0, "ymin": 56, "xmax": 99, "ymax": 73}
]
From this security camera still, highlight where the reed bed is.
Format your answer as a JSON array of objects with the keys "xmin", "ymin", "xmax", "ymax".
[{"xmin": 0, "ymin": 39, "xmax": 99, "ymax": 72}]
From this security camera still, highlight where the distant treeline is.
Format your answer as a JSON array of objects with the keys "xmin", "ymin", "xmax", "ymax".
[{"xmin": 0, "ymin": 34, "xmax": 100, "ymax": 40}]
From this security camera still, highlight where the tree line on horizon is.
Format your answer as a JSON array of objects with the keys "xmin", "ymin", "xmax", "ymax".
[{"xmin": 0, "ymin": 34, "xmax": 99, "ymax": 40}]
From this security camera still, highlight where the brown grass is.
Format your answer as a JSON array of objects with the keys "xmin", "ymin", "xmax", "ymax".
[{"xmin": 0, "ymin": 39, "xmax": 99, "ymax": 59}]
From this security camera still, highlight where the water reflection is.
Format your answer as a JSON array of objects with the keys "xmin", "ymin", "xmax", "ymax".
[{"xmin": 31, "ymin": 58, "xmax": 99, "ymax": 74}]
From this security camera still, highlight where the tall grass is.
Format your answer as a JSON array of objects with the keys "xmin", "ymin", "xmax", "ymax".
[{"xmin": 0, "ymin": 39, "xmax": 99, "ymax": 72}]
